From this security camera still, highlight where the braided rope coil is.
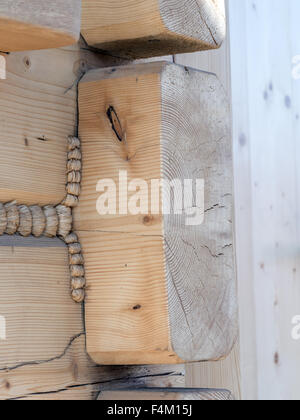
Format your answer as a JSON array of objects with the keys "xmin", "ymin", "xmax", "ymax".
[{"xmin": 64, "ymin": 136, "xmax": 86, "ymax": 303}]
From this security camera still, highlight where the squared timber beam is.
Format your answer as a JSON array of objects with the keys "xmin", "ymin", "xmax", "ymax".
[
  {"xmin": 75, "ymin": 62, "xmax": 238, "ymax": 365},
  {"xmin": 98, "ymin": 388, "xmax": 234, "ymax": 401},
  {"xmin": 81, "ymin": 0, "xmax": 226, "ymax": 58},
  {"xmin": 0, "ymin": 0, "xmax": 81, "ymax": 52}
]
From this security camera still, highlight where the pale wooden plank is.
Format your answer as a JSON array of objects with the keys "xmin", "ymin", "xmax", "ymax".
[
  {"xmin": 0, "ymin": 0, "xmax": 81, "ymax": 52},
  {"xmin": 227, "ymin": 1, "xmax": 256, "ymax": 401},
  {"xmin": 229, "ymin": 0, "xmax": 300, "ymax": 400},
  {"xmin": 81, "ymin": 0, "xmax": 226, "ymax": 58}
]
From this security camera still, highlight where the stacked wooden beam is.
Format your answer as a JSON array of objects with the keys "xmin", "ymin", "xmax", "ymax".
[
  {"xmin": 81, "ymin": 0, "xmax": 226, "ymax": 58},
  {"xmin": 76, "ymin": 61, "xmax": 237, "ymax": 365},
  {"xmin": 0, "ymin": 0, "xmax": 225, "ymax": 58}
]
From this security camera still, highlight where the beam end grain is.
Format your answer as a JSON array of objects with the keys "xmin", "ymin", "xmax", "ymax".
[{"xmin": 76, "ymin": 61, "xmax": 237, "ymax": 365}]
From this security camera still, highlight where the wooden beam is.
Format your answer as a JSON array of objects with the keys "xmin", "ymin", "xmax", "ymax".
[
  {"xmin": 98, "ymin": 388, "xmax": 234, "ymax": 401},
  {"xmin": 81, "ymin": 0, "xmax": 226, "ymax": 58},
  {"xmin": 75, "ymin": 62, "xmax": 237, "ymax": 365},
  {"xmin": 0, "ymin": 0, "xmax": 81, "ymax": 52}
]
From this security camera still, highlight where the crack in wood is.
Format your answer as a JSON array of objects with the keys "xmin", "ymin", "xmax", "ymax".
[
  {"xmin": 0, "ymin": 332, "xmax": 85, "ymax": 373},
  {"xmin": 7, "ymin": 370, "xmax": 184, "ymax": 400}
]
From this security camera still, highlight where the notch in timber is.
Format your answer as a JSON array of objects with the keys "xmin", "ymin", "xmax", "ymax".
[{"xmin": 106, "ymin": 106, "xmax": 124, "ymax": 142}]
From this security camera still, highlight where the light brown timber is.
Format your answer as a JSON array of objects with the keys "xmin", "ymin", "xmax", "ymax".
[
  {"xmin": 75, "ymin": 61, "xmax": 237, "ymax": 365},
  {"xmin": 81, "ymin": 0, "xmax": 226, "ymax": 59},
  {"xmin": 0, "ymin": 0, "xmax": 81, "ymax": 52},
  {"xmin": 0, "ymin": 41, "xmax": 119, "ymax": 206}
]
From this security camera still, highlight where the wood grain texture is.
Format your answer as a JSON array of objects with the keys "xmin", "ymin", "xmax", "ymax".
[
  {"xmin": 0, "ymin": 42, "xmax": 116, "ymax": 206},
  {"xmin": 98, "ymin": 388, "xmax": 234, "ymax": 400},
  {"xmin": 76, "ymin": 61, "xmax": 237, "ymax": 365},
  {"xmin": 160, "ymin": 63, "xmax": 236, "ymax": 362},
  {"xmin": 81, "ymin": 0, "xmax": 226, "ymax": 58},
  {"xmin": 0, "ymin": 0, "xmax": 81, "ymax": 52},
  {"xmin": 0, "ymin": 237, "xmax": 184, "ymax": 400},
  {"xmin": 0, "ymin": 242, "xmax": 78, "ymax": 369},
  {"xmin": 78, "ymin": 231, "xmax": 181, "ymax": 365}
]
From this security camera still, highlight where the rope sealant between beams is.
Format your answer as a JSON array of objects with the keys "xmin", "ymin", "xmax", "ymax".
[{"xmin": 0, "ymin": 136, "xmax": 85, "ymax": 304}]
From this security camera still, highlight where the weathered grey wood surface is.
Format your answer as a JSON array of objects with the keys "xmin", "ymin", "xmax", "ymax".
[
  {"xmin": 161, "ymin": 63, "xmax": 237, "ymax": 362},
  {"xmin": 98, "ymin": 388, "xmax": 234, "ymax": 400},
  {"xmin": 0, "ymin": 0, "xmax": 81, "ymax": 51}
]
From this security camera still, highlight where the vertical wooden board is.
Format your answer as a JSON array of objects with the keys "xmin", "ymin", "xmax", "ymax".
[
  {"xmin": 229, "ymin": 0, "xmax": 300, "ymax": 400},
  {"xmin": 81, "ymin": 0, "xmax": 226, "ymax": 58},
  {"xmin": 0, "ymin": 0, "xmax": 81, "ymax": 52},
  {"xmin": 0, "ymin": 43, "xmax": 116, "ymax": 206}
]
